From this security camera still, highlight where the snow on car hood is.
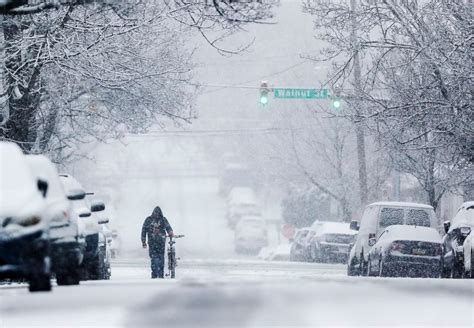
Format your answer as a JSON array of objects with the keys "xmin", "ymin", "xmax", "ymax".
[{"xmin": 377, "ymin": 225, "xmax": 442, "ymax": 244}]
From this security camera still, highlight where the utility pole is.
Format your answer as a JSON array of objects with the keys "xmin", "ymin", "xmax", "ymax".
[{"xmin": 350, "ymin": 0, "xmax": 369, "ymax": 206}]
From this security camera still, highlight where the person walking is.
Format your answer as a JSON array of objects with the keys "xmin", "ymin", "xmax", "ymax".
[{"xmin": 141, "ymin": 206, "xmax": 174, "ymax": 278}]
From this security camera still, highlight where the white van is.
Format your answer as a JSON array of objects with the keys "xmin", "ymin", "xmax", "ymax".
[
  {"xmin": 227, "ymin": 187, "xmax": 260, "ymax": 228},
  {"xmin": 347, "ymin": 202, "xmax": 438, "ymax": 276}
]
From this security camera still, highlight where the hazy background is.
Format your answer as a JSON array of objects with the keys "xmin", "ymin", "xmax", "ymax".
[{"xmin": 65, "ymin": 1, "xmax": 336, "ymax": 258}]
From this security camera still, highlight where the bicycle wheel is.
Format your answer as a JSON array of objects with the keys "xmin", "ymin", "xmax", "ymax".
[{"xmin": 170, "ymin": 249, "xmax": 176, "ymax": 278}]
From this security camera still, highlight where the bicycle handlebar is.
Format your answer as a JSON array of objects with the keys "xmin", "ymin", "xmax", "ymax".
[{"xmin": 169, "ymin": 234, "xmax": 185, "ymax": 239}]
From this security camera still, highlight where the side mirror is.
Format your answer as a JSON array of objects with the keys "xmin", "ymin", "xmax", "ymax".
[
  {"xmin": 350, "ymin": 220, "xmax": 359, "ymax": 231},
  {"xmin": 368, "ymin": 238, "xmax": 377, "ymax": 247},
  {"xmin": 91, "ymin": 200, "xmax": 105, "ymax": 212},
  {"xmin": 98, "ymin": 218, "xmax": 109, "ymax": 225},
  {"xmin": 67, "ymin": 189, "xmax": 86, "ymax": 201},
  {"xmin": 443, "ymin": 221, "xmax": 451, "ymax": 234},
  {"xmin": 78, "ymin": 210, "xmax": 92, "ymax": 218},
  {"xmin": 37, "ymin": 179, "xmax": 48, "ymax": 198},
  {"xmin": 76, "ymin": 206, "xmax": 91, "ymax": 218}
]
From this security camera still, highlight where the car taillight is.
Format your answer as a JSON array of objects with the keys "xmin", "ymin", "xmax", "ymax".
[{"xmin": 391, "ymin": 242, "xmax": 405, "ymax": 252}]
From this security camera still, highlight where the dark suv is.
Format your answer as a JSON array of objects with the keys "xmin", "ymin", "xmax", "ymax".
[{"xmin": 441, "ymin": 202, "xmax": 474, "ymax": 278}]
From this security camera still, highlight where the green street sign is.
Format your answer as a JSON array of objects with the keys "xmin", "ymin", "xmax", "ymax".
[{"xmin": 273, "ymin": 88, "xmax": 329, "ymax": 99}]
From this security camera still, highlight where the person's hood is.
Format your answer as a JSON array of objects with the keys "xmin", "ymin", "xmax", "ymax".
[{"xmin": 152, "ymin": 206, "xmax": 163, "ymax": 219}]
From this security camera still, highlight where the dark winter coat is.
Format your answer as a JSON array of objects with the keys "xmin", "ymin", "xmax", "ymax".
[{"xmin": 141, "ymin": 207, "xmax": 174, "ymax": 258}]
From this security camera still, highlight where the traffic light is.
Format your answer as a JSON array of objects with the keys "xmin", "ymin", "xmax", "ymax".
[
  {"xmin": 331, "ymin": 86, "xmax": 342, "ymax": 111},
  {"xmin": 332, "ymin": 98, "xmax": 342, "ymax": 110},
  {"xmin": 260, "ymin": 81, "xmax": 270, "ymax": 105}
]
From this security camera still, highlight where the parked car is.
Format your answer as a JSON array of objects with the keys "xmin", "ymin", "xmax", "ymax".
[
  {"xmin": 347, "ymin": 202, "xmax": 438, "ymax": 276},
  {"xmin": 60, "ymin": 175, "xmax": 107, "ymax": 280},
  {"xmin": 462, "ymin": 230, "xmax": 474, "ymax": 278},
  {"xmin": 261, "ymin": 244, "xmax": 291, "ymax": 261},
  {"xmin": 110, "ymin": 229, "xmax": 120, "ymax": 258},
  {"xmin": 290, "ymin": 227, "xmax": 315, "ymax": 262},
  {"xmin": 234, "ymin": 215, "xmax": 268, "ymax": 254},
  {"xmin": 25, "ymin": 155, "xmax": 85, "ymax": 285},
  {"xmin": 0, "ymin": 142, "xmax": 52, "ymax": 291},
  {"xmin": 227, "ymin": 187, "xmax": 260, "ymax": 228},
  {"xmin": 441, "ymin": 201, "xmax": 474, "ymax": 278},
  {"xmin": 310, "ymin": 222, "xmax": 357, "ymax": 263},
  {"xmin": 98, "ymin": 218, "xmax": 112, "ymax": 280},
  {"xmin": 367, "ymin": 225, "xmax": 442, "ymax": 278}
]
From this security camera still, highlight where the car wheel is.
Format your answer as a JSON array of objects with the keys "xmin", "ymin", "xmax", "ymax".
[
  {"xmin": 469, "ymin": 254, "xmax": 474, "ymax": 279},
  {"xmin": 84, "ymin": 253, "xmax": 102, "ymax": 280},
  {"xmin": 367, "ymin": 257, "xmax": 373, "ymax": 276},
  {"xmin": 440, "ymin": 259, "xmax": 450, "ymax": 278},
  {"xmin": 56, "ymin": 271, "xmax": 80, "ymax": 285},
  {"xmin": 57, "ymin": 259, "xmax": 81, "ymax": 286},
  {"xmin": 347, "ymin": 256, "xmax": 360, "ymax": 276},
  {"xmin": 359, "ymin": 253, "xmax": 368, "ymax": 276},
  {"xmin": 378, "ymin": 260, "xmax": 386, "ymax": 277},
  {"xmin": 451, "ymin": 260, "xmax": 463, "ymax": 279},
  {"xmin": 29, "ymin": 273, "xmax": 51, "ymax": 292}
]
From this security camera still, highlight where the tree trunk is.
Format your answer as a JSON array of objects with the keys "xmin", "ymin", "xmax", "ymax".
[{"xmin": 1, "ymin": 17, "xmax": 42, "ymax": 152}]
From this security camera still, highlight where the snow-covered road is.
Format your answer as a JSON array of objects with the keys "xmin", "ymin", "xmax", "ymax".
[{"xmin": 1, "ymin": 258, "xmax": 473, "ymax": 327}]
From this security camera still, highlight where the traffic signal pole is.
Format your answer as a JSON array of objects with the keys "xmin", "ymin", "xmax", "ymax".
[{"xmin": 351, "ymin": 0, "xmax": 369, "ymax": 207}]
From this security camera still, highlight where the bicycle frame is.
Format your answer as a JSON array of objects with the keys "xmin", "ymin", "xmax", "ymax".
[{"xmin": 166, "ymin": 235, "xmax": 184, "ymax": 278}]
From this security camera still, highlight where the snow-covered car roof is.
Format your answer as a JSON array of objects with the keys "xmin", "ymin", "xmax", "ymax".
[
  {"xmin": 59, "ymin": 174, "xmax": 85, "ymax": 193},
  {"xmin": 316, "ymin": 222, "xmax": 356, "ymax": 236},
  {"xmin": 368, "ymin": 201, "xmax": 433, "ymax": 210},
  {"xmin": 449, "ymin": 201, "xmax": 474, "ymax": 231},
  {"xmin": 0, "ymin": 142, "xmax": 46, "ymax": 218},
  {"xmin": 378, "ymin": 225, "xmax": 441, "ymax": 243},
  {"xmin": 25, "ymin": 155, "xmax": 67, "ymax": 202}
]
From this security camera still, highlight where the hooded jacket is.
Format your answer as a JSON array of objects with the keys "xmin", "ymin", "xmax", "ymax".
[{"xmin": 141, "ymin": 206, "xmax": 173, "ymax": 257}]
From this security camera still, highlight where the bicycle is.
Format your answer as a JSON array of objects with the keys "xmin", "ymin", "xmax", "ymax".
[{"xmin": 166, "ymin": 234, "xmax": 184, "ymax": 278}]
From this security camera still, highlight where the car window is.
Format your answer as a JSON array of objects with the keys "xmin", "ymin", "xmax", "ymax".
[
  {"xmin": 379, "ymin": 208, "xmax": 404, "ymax": 228},
  {"xmin": 406, "ymin": 209, "xmax": 431, "ymax": 227}
]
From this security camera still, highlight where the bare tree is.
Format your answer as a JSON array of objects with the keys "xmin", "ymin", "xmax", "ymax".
[
  {"xmin": 303, "ymin": 0, "xmax": 473, "ymax": 208},
  {"xmin": 0, "ymin": 1, "xmax": 278, "ymax": 160}
]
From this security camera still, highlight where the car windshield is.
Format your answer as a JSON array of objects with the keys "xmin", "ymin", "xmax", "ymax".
[
  {"xmin": 379, "ymin": 208, "xmax": 404, "ymax": 228},
  {"xmin": 406, "ymin": 209, "xmax": 431, "ymax": 227},
  {"xmin": 0, "ymin": 148, "xmax": 39, "ymax": 208},
  {"xmin": 464, "ymin": 206, "xmax": 474, "ymax": 221}
]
